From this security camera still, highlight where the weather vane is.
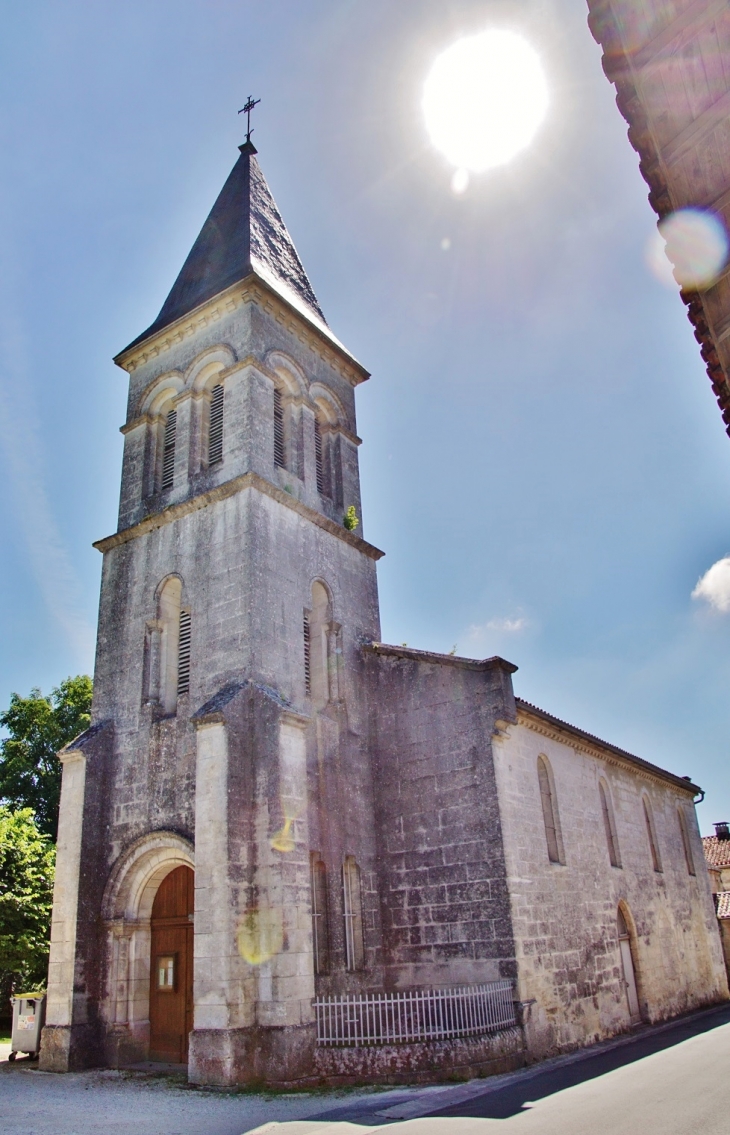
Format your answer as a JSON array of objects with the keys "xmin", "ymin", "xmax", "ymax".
[{"xmin": 239, "ymin": 95, "xmax": 261, "ymax": 144}]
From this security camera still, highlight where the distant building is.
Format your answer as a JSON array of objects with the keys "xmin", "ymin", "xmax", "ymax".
[
  {"xmin": 39, "ymin": 139, "xmax": 728, "ymax": 1086},
  {"xmin": 703, "ymin": 824, "xmax": 730, "ymax": 978}
]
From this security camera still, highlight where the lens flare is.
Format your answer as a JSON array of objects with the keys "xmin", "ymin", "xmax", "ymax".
[
  {"xmin": 423, "ymin": 29, "xmax": 548, "ymax": 172},
  {"xmin": 451, "ymin": 168, "xmax": 469, "ymax": 195},
  {"xmin": 647, "ymin": 208, "xmax": 729, "ymax": 290},
  {"xmin": 270, "ymin": 816, "xmax": 295, "ymax": 853},
  {"xmin": 237, "ymin": 907, "xmax": 283, "ymax": 966}
]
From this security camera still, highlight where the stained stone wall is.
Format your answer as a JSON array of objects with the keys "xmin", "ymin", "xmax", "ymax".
[
  {"xmin": 365, "ymin": 645, "xmax": 519, "ymax": 992},
  {"xmin": 492, "ymin": 703, "xmax": 729, "ymax": 1058}
]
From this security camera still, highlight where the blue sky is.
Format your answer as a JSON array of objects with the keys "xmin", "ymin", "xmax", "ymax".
[{"xmin": 1, "ymin": 0, "xmax": 730, "ymax": 833}]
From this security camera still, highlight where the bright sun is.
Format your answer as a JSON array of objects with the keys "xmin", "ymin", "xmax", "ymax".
[{"xmin": 423, "ymin": 29, "xmax": 548, "ymax": 173}]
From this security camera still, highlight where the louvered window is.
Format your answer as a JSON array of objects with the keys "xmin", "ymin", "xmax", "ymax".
[
  {"xmin": 274, "ymin": 388, "xmax": 285, "ymax": 468},
  {"xmin": 177, "ymin": 610, "xmax": 191, "ymax": 695},
  {"xmin": 303, "ymin": 612, "xmax": 311, "ymax": 694},
  {"xmin": 208, "ymin": 383, "xmax": 224, "ymax": 466},
  {"xmin": 161, "ymin": 410, "xmax": 177, "ymax": 491},
  {"xmin": 314, "ymin": 418, "xmax": 325, "ymax": 495},
  {"xmin": 310, "ymin": 854, "xmax": 330, "ymax": 975},
  {"xmin": 342, "ymin": 856, "xmax": 364, "ymax": 971}
]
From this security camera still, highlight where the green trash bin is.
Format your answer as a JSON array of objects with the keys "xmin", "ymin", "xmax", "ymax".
[{"xmin": 9, "ymin": 991, "xmax": 46, "ymax": 1061}]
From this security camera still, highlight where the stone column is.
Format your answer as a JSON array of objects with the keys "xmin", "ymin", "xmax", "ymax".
[
  {"xmin": 191, "ymin": 719, "xmax": 237, "ymax": 1030},
  {"xmin": 256, "ymin": 712, "xmax": 314, "ymax": 1030},
  {"xmin": 188, "ymin": 684, "xmax": 315, "ymax": 1086},
  {"xmin": 39, "ymin": 748, "xmax": 87, "ymax": 1071}
]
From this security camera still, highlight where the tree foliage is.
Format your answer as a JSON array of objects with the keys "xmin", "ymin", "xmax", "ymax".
[
  {"xmin": 0, "ymin": 676, "xmax": 92, "ymax": 839},
  {"xmin": 0, "ymin": 807, "xmax": 55, "ymax": 1001},
  {"xmin": 343, "ymin": 504, "xmax": 359, "ymax": 532}
]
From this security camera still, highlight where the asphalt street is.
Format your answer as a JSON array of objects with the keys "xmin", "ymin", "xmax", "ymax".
[{"xmin": 296, "ymin": 1003, "xmax": 730, "ymax": 1133}]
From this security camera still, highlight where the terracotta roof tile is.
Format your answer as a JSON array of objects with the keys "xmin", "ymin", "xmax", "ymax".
[
  {"xmin": 703, "ymin": 836, "xmax": 730, "ymax": 868},
  {"xmin": 716, "ymin": 892, "xmax": 730, "ymax": 919}
]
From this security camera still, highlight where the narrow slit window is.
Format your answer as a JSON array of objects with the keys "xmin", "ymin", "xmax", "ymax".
[
  {"xmin": 643, "ymin": 798, "xmax": 662, "ymax": 872},
  {"xmin": 314, "ymin": 418, "xmax": 325, "ymax": 495},
  {"xmin": 177, "ymin": 609, "xmax": 191, "ymax": 695},
  {"xmin": 208, "ymin": 383, "xmax": 224, "ymax": 466},
  {"xmin": 274, "ymin": 388, "xmax": 286, "ymax": 469},
  {"xmin": 599, "ymin": 780, "xmax": 621, "ymax": 868},
  {"xmin": 310, "ymin": 854, "xmax": 330, "ymax": 975},
  {"xmin": 303, "ymin": 612, "xmax": 311, "ymax": 694},
  {"xmin": 161, "ymin": 409, "xmax": 177, "ymax": 491},
  {"xmin": 342, "ymin": 856, "xmax": 364, "ymax": 971},
  {"xmin": 678, "ymin": 808, "xmax": 696, "ymax": 876},
  {"xmin": 537, "ymin": 755, "xmax": 562, "ymax": 864}
]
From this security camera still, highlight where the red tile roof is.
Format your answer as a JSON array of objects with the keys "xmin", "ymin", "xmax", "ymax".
[
  {"xmin": 716, "ymin": 892, "xmax": 730, "ymax": 920},
  {"xmin": 703, "ymin": 836, "xmax": 730, "ymax": 868}
]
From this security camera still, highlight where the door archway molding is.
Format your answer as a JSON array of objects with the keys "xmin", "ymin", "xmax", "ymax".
[{"xmin": 101, "ymin": 831, "xmax": 194, "ymax": 1059}]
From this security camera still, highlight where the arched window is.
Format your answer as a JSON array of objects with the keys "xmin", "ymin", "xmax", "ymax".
[
  {"xmin": 208, "ymin": 383, "xmax": 224, "ymax": 466},
  {"xmin": 310, "ymin": 853, "xmax": 329, "ymax": 975},
  {"xmin": 642, "ymin": 796, "xmax": 662, "ymax": 872},
  {"xmin": 147, "ymin": 577, "xmax": 191, "ymax": 713},
  {"xmin": 678, "ymin": 807, "xmax": 696, "ymax": 876},
  {"xmin": 599, "ymin": 779, "xmax": 621, "ymax": 868},
  {"xmin": 273, "ymin": 387, "xmax": 286, "ymax": 469},
  {"xmin": 342, "ymin": 855, "xmax": 364, "ymax": 971},
  {"xmin": 161, "ymin": 408, "xmax": 177, "ymax": 491},
  {"xmin": 307, "ymin": 581, "xmax": 333, "ymax": 708},
  {"xmin": 537, "ymin": 755, "xmax": 564, "ymax": 864}
]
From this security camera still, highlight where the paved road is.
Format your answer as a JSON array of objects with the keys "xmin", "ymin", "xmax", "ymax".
[
  {"xmin": 293, "ymin": 1003, "xmax": 730, "ymax": 1134},
  {"xmin": 2, "ymin": 1006, "xmax": 730, "ymax": 1135}
]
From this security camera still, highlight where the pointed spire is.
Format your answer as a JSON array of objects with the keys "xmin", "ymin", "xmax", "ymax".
[{"xmin": 124, "ymin": 143, "xmax": 327, "ymax": 352}]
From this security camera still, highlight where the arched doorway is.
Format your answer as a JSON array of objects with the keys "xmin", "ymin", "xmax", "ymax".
[
  {"xmin": 149, "ymin": 865, "xmax": 194, "ymax": 1063},
  {"xmin": 617, "ymin": 906, "xmax": 640, "ymax": 1024}
]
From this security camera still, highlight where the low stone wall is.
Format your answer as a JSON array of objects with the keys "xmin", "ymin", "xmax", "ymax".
[{"xmin": 313, "ymin": 1025, "xmax": 525, "ymax": 1085}]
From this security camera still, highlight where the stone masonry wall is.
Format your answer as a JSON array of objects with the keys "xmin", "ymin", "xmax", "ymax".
[
  {"xmin": 492, "ymin": 706, "xmax": 728, "ymax": 1059},
  {"xmin": 365, "ymin": 646, "xmax": 518, "ymax": 991}
]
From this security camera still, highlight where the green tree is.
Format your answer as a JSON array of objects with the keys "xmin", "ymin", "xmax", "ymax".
[
  {"xmin": 0, "ymin": 807, "xmax": 55, "ymax": 1003},
  {"xmin": 0, "ymin": 676, "xmax": 92, "ymax": 840}
]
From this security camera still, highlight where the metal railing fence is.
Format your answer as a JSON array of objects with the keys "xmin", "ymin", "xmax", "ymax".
[{"xmin": 314, "ymin": 980, "xmax": 515, "ymax": 1047}]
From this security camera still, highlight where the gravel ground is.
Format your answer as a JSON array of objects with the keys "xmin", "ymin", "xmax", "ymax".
[{"xmin": 0, "ymin": 1055, "xmax": 408, "ymax": 1135}]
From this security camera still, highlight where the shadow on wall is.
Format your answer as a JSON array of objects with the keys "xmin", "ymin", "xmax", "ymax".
[{"xmin": 426, "ymin": 1005, "xmax": 730, "ymax": 1120}]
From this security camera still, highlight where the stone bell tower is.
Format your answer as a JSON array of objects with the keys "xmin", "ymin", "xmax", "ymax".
[{"xmin": 40, "ymin": 134, "xmax": 385, "ymax": 1084}]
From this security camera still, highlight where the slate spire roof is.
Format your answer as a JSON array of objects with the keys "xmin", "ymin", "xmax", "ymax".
[{"xmin": 124, "ymin": 141, "xmax": 327, "ymax": 353}]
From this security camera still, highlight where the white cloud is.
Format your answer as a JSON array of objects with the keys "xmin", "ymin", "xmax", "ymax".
[
  {"xmin": 466, "ymin": 615, "xmax": 530, "ymax": 641},
  {"xmin": 692, "ymin": 557, "xmax": 730, "ymax": 613}
]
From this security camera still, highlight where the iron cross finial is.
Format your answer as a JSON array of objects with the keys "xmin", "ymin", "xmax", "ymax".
[{"xmin": 238, "ymin": 95, "xmax": 261, "ymax": 144}]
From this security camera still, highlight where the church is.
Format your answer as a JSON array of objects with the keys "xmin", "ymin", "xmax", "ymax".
[{"xmin": 39, "ymin": 133, "xmax": 728, "ymax": 1085}]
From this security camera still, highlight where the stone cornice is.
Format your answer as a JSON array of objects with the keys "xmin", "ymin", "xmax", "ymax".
[
  {"xmin": 514, "ymin": 699, "xmax": 700, "ymax": 796},
  {"xmin": 114, "ymin": 274, "xmax": 369, "ymax": 388},
  {"xmin": 93, "ymin": 470, "xmax": 385, "ymax": 561},
  {"xmin": 365, "ymin": 642, "xmax": 518, "ymax": 674}
]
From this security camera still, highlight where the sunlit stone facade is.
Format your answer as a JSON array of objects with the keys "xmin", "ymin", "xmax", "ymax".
[{"xmin": 40, "ymin": 139, "xmax": 727, "ymax": 1085}]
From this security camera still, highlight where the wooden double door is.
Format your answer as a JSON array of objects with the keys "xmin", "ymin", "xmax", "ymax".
[{"xmin": 149, "ymin": 865, "xmax": 194, "ymax": 1063}]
